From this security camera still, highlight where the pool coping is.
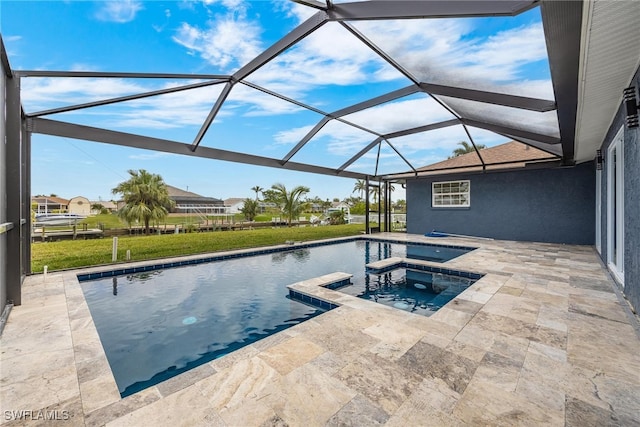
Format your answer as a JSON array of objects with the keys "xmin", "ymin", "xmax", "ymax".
[
  {"xmin": 61, "ymin": 234, "xmax": 486, "ymax": 415},
  {"xmin": 74, "ymin": 235, "xmax": 477, "ymax": 282}
]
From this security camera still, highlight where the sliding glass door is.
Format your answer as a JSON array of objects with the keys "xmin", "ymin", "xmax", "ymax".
[{"xmin": 606, "ymin": 128, "xmax": 624, "ymax": 285}]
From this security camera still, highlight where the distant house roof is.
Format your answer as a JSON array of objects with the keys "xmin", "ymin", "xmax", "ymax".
[
  {"xmin": 166, "ymin": 185, "xmax": 223, "ymax": 205},
  {"xmin": 331, "ymin": 201, "xmax": 349, "ymax": 208},
  {"xmin": 415, "ymin": 141, "xmax": 559, "ymax": 176},
  {"xmin": 32, "ymin": 196, "xmax": 69, "ymax": 205},
  {"xmin": 224, "ymin": 198, "xmax": 246, "ymax": 206}
]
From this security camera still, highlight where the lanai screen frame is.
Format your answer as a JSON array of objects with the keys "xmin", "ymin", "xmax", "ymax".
[{"xmin": 3, "ymin": 0, "xmax": 583, "ymax": 306}]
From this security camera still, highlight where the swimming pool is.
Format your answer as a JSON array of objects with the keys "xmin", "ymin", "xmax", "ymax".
[
  {"xmin": 79, "ymin": 238, "xmax": 474, "ymax": 396},
  {"xmin": 337, "ymin": 268, "xmax": 477, "ymax": 316}
]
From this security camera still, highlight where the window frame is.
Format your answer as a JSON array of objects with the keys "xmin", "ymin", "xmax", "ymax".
[{"xmin": 431, "ymin": 180, "xmax": 471, "ymax": 208}]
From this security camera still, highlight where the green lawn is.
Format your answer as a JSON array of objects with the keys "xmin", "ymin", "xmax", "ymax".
[
  {"xmin": 31, "ymin": 224, "xmax": 365, "ymax": 272},
  {"xmin": 78, "ymin": 213, "xmax": 314, "ymax": 230}
]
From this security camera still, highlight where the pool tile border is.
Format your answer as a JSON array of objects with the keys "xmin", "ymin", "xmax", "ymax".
[
  {"xmin": 287, "ymin": 273, "xmax": 352, "ymax": 311},
  {"xmin": 366, "ymin": 257, "xmax": 484, "ymax": 280},
  {"xmin": 76, "ymin": 236, "xmax": 478, "ymax": 282}
]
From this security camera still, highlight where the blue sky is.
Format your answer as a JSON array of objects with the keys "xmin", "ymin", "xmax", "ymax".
[{"xmin": 1, "ymin": 0, "xmax": 554, "ymax": 202}]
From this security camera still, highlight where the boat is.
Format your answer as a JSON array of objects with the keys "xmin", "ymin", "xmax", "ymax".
[{"xmin": 34, "ymin": 213, "xmax": 86, "ymax": 226}]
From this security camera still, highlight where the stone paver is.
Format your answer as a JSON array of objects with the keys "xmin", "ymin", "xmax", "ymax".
[{"xmin": 1, "ymin": 233, "xmax": 639, "ymax": 426}]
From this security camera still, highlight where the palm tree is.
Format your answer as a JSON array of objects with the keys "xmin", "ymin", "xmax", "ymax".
[
  {"xmin": 270, "ymin": 183, "xmax": 310, "ymax": 226},
  {"xmin": 352, "ymin": 179, "xmax": 366, "ymax": 199},
  {"xmin": 240, "ymin": 198, "xmax": 258, "ymax": 221},
  {"xmin": 369, "ymin": 185, "xmax": 380, "ymax": 204},
  {"xmin": 250, "ymin": 185, "xmax": 264, "ymax": 200},
  {"xmin": 451, "ymin": 141, "xmax": 486, "ymax": 158},
  {"xmin": 112, "ymin": 169, "xmax": 174, "ymax": 235}
]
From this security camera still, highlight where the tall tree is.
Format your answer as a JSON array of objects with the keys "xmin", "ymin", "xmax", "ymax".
[
  {"xmin": 261, "ymin": 189, "xmax": 280, "ymax": 205},
  {"xmin": 240, "ymin": 198, "xmax": 258, "ymax": 221},
  {"xmin": 271, "ymin": 183, "xmax": 310, "ymax": 226},
  {"xmin": 451, "ymin": 141, "xmax": 486, "ymax": 158},
  {"xmin": 369, "ymin": 185, "xmax": 380, "ymax": 204},
  {"xmin": 112, "ymin": 169, "xmax": 174, "ymax": 235},
  {"xmin": 352, "ymin": 179, "xmax": 366, "ymax": 198},
  {"xmin": 250, "ymin": 185, "xmax": 264, "ymax": 200}
]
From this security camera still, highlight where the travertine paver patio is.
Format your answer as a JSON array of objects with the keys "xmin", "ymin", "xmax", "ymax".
[{"xmin": 1, "ymin": 233, "xmax": 639, "ymax": 426}]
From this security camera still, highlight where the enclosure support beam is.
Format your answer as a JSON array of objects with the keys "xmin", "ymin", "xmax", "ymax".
[
  {"xmin": 22, "ymin": 128, "xmax": 31, "ymax": 275},
  {"xmin": 338, "ymin": 119, "xmax": 459, "ymax": 172},
  {"xmin": 30, "ymin": 79, "xmax": 227, "ymax": 118},
  {"xmin": 191, "ymin": 81, "xmax": 234, "ymax": 151},
  {"xmin": 540, "ymin": 0, "xmax": 583, "ymax": 164},
  {"xmin": 461, "ymin": 118, "xmax": 561, "ymax": 145},
  {"xmin": 365, "ymin": 176, "xmax": 370, "ymax": 234},
  {"xmin": 419, "ymin": 83, "xmax": 556, "ymax": 112},
  {"xmin": 5, "ymin": 75, "xmax": 23, "ymax": 305},
  {"xmin": 233, "ymin": 11, "xmax": 328, "ymax": 82},
  {"xmin": 30, "ymin": 118, "xmax": 369, "ymax": 180},
  {"xmin": 327, "ymin": 1, "xmax": 538, "ymax": 21}
]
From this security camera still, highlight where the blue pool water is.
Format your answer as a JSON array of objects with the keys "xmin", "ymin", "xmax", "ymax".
[
  {"xmin": 80, "ymin": 239, "xmax": 473, "ymax": 396},
  {"xmin": 337, "ymin": 268, "xmax": 476, "ymax": 316}
]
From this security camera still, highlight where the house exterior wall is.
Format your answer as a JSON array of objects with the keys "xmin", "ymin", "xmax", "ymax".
[
  {"xmin": 406, "ymin": 162, "xmax": 595, "ymax": 245},
  {"xmin": 68, "ymin": 196, "xmax": 91, "ymax": 216},
  {"xmin": 227, "ymin": 202, "xmax": 244, "ymax": 214},
  {"xmin": 598, "ymin": 65, "xmax": 640, "ymax": 312}
]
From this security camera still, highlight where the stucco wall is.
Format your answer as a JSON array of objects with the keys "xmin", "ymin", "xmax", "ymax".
[
  {"xmin": 599, "ymin": 66, "xmax": 640, "ymax": 312},
  {"xmin": 406, "ymin": 162, "xmax": 595, "ymax": 245}
]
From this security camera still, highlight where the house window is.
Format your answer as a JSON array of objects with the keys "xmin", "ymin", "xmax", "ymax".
[{"xmin": 432, "ymin": 180, "xmax": 470, "ymax": 207}]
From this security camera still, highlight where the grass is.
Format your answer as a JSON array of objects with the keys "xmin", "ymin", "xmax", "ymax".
[
  {"xmin": 31, "ymin": 224, "xmax": 365, "ymax": 272},
  {"xmin": 78, "ymin": 213, "xmax": 315, "ymax": 230}
]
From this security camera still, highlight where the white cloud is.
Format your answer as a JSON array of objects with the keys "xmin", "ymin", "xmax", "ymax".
[
  {"xmin": 355, "ymin": 20, "xmax": 552, "ymax": 97},
  {"xmin": 21, "ymin": 78, "xmax": 227, "ymax": 131},
  {"xmin": 273, "ymin": 125, "xmax": 314, "ymax": 145},
  {"xmin": 282, "ymin": 1, "xmax": 318, "ymax": 23},
  {"xmin": 21, "ymin": 78, "xmax": 148, "ymax": 110},
  {"xmin": 229, "ymin": 84, "xmax": 304, "ymax": 116},
  {"xmin": 95, "ymin": 0, "xmax": 143, "ymax": 23},
  {"xmin": 247, "ymin": 22, "xmax": 397, "ymax": 96},
  {"xmin": 342, "ymin": 97, "xmax": 456, "ymax": 134},
  {"xmin": 274, "ymin": 120, "xmax": 376, "ymax": 157},
  {"xmin": 108, "ymin": 83, "xmax": 226, "ymax": 128},
  {"xmin": 172, "ymin": 6, "xmax": 262, "ymax": 71}
]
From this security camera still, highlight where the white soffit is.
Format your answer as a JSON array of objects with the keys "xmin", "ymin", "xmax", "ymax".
[{"xmin": 575, "ymin": 0, "xmax": 640, "ymax": 163}]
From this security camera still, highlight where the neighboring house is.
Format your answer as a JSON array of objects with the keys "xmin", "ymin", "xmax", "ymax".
[
  {"xmin": 224, "ymin": 198, "xmax": 245, "ymax": 214},
  {"xmin": 258, "ymin": 202, "xmax": 277, "ymax": 213},
  {"xmin": 417, "ymin": 141, "xmax": 558, "ymax": 175},
  {"xmin": 166, "ymin": 185, "xmax": 226, "ymax": 214},
  {"xmin": 31, "ymin": 196, "xmax": 69, "ymax": 214},
  {"xmin": 90, "ymin": 200, "xmax": 117, "ymax": 214},
  {"xmin": 329, "ymin": 201, "xmax": 350, "ymax": 213},
  {"xmin": 327, "ymin": 202, "xmax": 351, "ymax": 223},
  {"xmin": 225, "ymin": 198, "xmax": 278, "ymax": 214},
  {"xmin": 307, "ymin": 203, "xmax": 324, "ymax": 213},
  {"xmin": 404, "ymin": 141, "xmax": 595, "ymax": 245},
  {"xmin": 68, "ymin": 196, "xmax": 91, "ymax": 216}
]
